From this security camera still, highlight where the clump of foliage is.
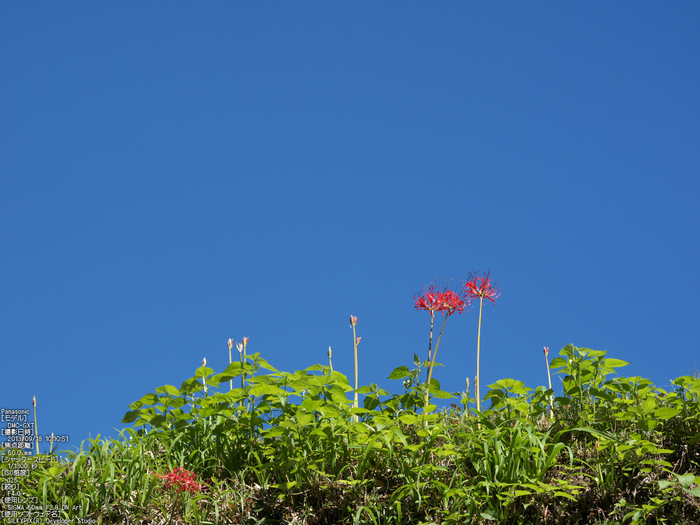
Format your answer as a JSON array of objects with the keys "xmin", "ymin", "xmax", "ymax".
[{"xmin": 2, "ymin": 344, "xmax": 699, "ymax": 524}]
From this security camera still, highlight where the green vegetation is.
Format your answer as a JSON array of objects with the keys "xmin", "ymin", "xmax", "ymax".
[{"xmin": 2, "ymin": 344, "xmax": 699, "ymax": 524}]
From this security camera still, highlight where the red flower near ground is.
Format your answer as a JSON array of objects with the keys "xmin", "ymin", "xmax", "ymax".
[
  {"xmin": 155, "ymin": 467, "xmax": 205, "ymax": 494},
  {"xmin": 464, "ymin": 272, "xmax": 500, "ymax": 304},
  {"xmin": 414, "ymin": 282, "xmax": 469, "ymax": 316}
]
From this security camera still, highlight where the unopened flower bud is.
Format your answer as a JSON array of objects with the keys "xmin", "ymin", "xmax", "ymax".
[
  {"xmin": 466, "ymin": 377, "xmax": 469, "ymax": 389},
  {"xmin": 543, "ymin": 346, "xmax": 549, "ymax": 356},
  {"xmin": 202, "ymin": 358, "xmax": 207, "ymax": 367},
  {"xmin": 356, "ymin": 336, "xmax": 361, "ymax": 345},
  {"xmin": 350, "ymin": 315, "xmax": 357, "ymax": 327},
  {"xmin": 228, "ymin": 339, "xmax": 233, "ymax": 351},
  {"xmin": 328, "ymin": 346, "xmax": 332, "ymax": 358},
  {"xmin": 242, "ymin": 337, "xmax": 249, "ymax": 346},
  {"xmin": 33, "ymin": 396, "xmax": 36, "ymax": 408}
]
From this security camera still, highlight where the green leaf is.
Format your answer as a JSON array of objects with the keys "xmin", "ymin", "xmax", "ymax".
[
  {"xmin": 195, "ymin": 366, "xmax": 214, "ymax": 379},
  {"xmin": 677, "ymin": 473, "xmax": 695, "ymax": 489},
  {"xmin": 272, "ymin": 481, "xmax": 298, "ymax": 491},
  {"xmin": 560, "ymin": 344, "xmax": 576, "ymax": 357},
  {"xmin": 388, "ymin": 366, "xmax": 411, "ymax": 380},
  {"xmin": 255, "ymin": 357, "xmax": 279, "ymax": 372},
  {"xmin": 602, "ymin": 358, "xmax": 629, "ymax": 369},
  {"xmin": 318, "ymin": 404, "xmax": 343, "ymax": 418},
  {"xmin": 47, "ymin": 465, "xmax": 67, "ymax": 477},
  {"xmin": 148, "ymin": 415, "xmax": 166, "ymax": 428},
  {"xmin": 550, "ymin": 357, "xmax": 568, "ymax": 369},
  {"xmin": 264, "ymin": 427, "xmax": 285, "ymax": 438},
  {"xmin": 296, "ymin": 413, "xmax": 314, "ymax": 426},
  {"xmin": 220, "ymin": 361, "xmax": 246, "ymax": 377},
  {"xmin": 249, "ymin": 383, "xmax": 287, "ymax": 397},
  {"xmin": 553, "ymin": 491, "xmax": 577, "ymax": 501},
  {"xmin": 137, "ymin": 393, "xmax": 159, "ymax": 406},
  {"xmin": 641, "ymin": 397, "xmax": 657, "ymax": 415},
  {"xmin": 121, "ymin": 410, "xmax": 139, "ymax": 424},
  {"xmin": 300, "ymin": 398, "xmax": 323, "ymax": 412},
  {"xmin": 399, "ymin": 413, "xmax": 419, "ymax": 425},
  {"xmin": 585, "ymin": 349, "xmax": 606, "ymax": 358},
  {"xmin": 156, "ymin": 385, "xmax": 180, "ymax": 396},
  {"xmin": 430, "ymin": 389, "xmax": 454, "ymax": 399},
  {"xmin": 288, "ymin": 376, "xmax": 314, "ymax": 391},
  {"xmin": 654, "ymin": 407, "xmax": 681, "ymax": 420},
  {"xmin": 428, "ymin": 377, "xmax": 441, "ymax": 391},
  {"xmin": 480, "ymin": 509, "xmax": 497, "ymax": 521},
  {"xmin": 179, "ymin": 378, "xmax": 204, "ymax": 395}
]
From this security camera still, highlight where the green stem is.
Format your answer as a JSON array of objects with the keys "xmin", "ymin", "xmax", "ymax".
[{"xmin": 425, "ymin": 314, "xmax": 449, "ymax": 410}]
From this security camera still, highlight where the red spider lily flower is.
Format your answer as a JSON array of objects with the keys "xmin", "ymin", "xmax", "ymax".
[
  {"xmin": 464, "ymin": 272, "xmax": 501, "ymax": 305},
  {"xmin": 414, "ymin": 283, "xmax": 440, "ymax": 312},
  {"xmin": 155, "ymin": 467, "xmax": 206, "ymax": 494},
  {"xmin": 414, "ymin": 282, "xmax": 470, "ymax": 316},
  {"xmin": 438, "ymin": 289, "xmax": 469, "ymax": 316}
]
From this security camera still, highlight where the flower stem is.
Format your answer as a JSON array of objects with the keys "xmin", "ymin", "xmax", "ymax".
[
  {"xmin": 476, "ymin": 297, "xmax": 483, "ymax": 411},
  {"xmin": 425, "ymin": 314, "xmax": 449, "ymax": 410},
  {"xmin": 243, "ymin": 342, "xmax": 247, "ymax": 390},
  {"xmin": 240, "ymin": 349, "xmax": 245, "ymax": 389},
  {"xmin": 353, "ymin": 323, "xmax": 358, "ymax": 422},
  {"xmin": 427, "ymin": 312, "xmax": 435, "ymax": 378},
  {"xmin": 32, "ymin": 396, "xmax": 38, "ymax": 455},
  {"xmin": 544, "ymin": 349, "xmax": 555, "ymax": 420}
]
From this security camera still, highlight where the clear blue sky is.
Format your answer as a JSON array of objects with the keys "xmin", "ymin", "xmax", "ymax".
[{"xmin": 2, "ymin": 3, "xmax": 699, "ymax": 455}]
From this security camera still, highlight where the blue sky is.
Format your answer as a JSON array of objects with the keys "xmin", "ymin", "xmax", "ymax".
[{"xmin": 1, "ymin": 3, "xmax": 699, "ymax": 455}]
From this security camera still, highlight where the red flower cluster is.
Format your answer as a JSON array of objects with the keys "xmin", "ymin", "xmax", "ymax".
[
  {"xmin": 463, "ymin": 272, "xmax": 500, "ymax": 304},
  {"xmin": 155, "ymin": 467, "xmax": 204, "ymax": 494},
  {"xmin": 414, "ymin": 282, "xmax": 469, "ymax": 317}
]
